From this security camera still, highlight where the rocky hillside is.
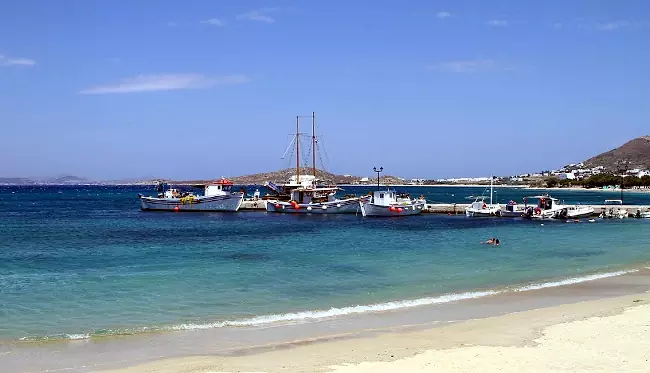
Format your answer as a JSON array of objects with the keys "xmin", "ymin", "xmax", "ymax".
[
  {"xmin": 174, "ymin": 168, "xmax": 403, "ymax": 185},
  {"xmin": 584, "ymin": 136, "xmax": 650, "ymax": 170}
]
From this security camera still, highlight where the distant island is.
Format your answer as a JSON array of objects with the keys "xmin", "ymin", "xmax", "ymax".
[{"xmin": 3, "ymin": 136, "xmax": 650, "ymax": 188}]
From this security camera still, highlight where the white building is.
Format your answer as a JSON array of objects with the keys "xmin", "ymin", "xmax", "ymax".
[{"xmin": 558, "ymin": 172, "xmax": 576, "ymax": 180}]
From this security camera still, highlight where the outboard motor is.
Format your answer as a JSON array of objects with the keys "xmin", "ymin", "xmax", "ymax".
[{"xmin": 522, "ymin": 206, "xmax": 534, "ymax": 219}]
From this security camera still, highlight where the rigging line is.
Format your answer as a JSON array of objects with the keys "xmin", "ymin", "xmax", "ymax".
[
  {"xmin": 280, "ymin": 135, "xmax": 297, "ymax": 160},
  {"xmin": 317, "ymin": 135, "xmax": 332, "ymax": 172}
]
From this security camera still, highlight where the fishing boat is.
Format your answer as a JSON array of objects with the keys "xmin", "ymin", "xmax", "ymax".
[
  {"xmin": 138, "ymin": 178, "xmax": 244, "ymax": 212},
  {"xmin": 521, "ymin": 194, "xmax": 593, "ymax": 220},
  {"xmin": 560, "ymin": 205, "xmax": 595, "ymax": 219},
  {"xmin": 265, "ymin": 112, "xmax": 370, "ymax": 214},
  {"xmin": 501, "ymin": 200, "xmax": 526, "ymax": 217},
  {"xmin": 359, "ymin": 188, "xmax": 426, "ymax": 217},
  {"xmin": 521, "ymin": 195, "xmax": 562, "ymax": 220},
  {"xmin": 465, "ymin": 177, "xmax": 501, "ymax": 217}
]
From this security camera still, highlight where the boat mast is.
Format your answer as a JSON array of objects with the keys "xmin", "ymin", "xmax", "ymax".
[
  {"xmin": 490, "ymin": 176, "xmax": 493, "ymax": 205},
  {"xmin": 296, "ymin": 116, "xmax": 300, "ymax": 184},
  {"xmin": 312, "ymin": 112, "xmax": 316, "ymax": 178}
]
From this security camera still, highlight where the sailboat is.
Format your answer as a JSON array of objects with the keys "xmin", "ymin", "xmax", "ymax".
[
  {"xmin": 465, "ymin": 176, "xmax": 501, "ymax": 217},
  {"xmin": 265, "ymin": 113, "xmax": 371, "ymax": 214}
]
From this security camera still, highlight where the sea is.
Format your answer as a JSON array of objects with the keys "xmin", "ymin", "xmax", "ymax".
[{"xmin": 1, "ymin": 184, "xmax": 650, "ymax": 344}]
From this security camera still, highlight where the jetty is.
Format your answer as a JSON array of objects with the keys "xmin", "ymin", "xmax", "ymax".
[{"xmin": 241, "ymin": 199, "xmax": 650, "ymax": 216}]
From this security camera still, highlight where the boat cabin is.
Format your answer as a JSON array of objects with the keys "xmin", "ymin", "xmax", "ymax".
[
  {"xmin": 504, "ymin": 200, "xmax": 519, "ymax": 213},
  {"xmin": 164, "ymin": 188, "xmax": 183, "ymax": 198},
  {"xmin": 372, "ymin": 190, "xmax": 398, "ymax": 206},
  {"xmin": 290, "ymin": 187, "xmax": 337, "ymax": 204},
  {"xmin": 528, "ymin": 195, "xmax": 559, "ymax": 210},
  {"xmin": 205, "ymin": 178, "xmax": 234, "ymax": 196}
]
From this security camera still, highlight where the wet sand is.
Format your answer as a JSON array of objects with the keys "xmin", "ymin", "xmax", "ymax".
[{"xmin": 4, "ymin": 268, "xmax": 650, "ymax": 373}]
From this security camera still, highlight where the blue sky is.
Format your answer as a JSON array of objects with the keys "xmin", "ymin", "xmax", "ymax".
[{"xmin": 1, "ymin": 0, "xmax": 649, "ymax": 180}]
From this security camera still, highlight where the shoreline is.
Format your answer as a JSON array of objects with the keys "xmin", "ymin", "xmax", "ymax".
[
  {"xmin": 4, "ymin": 265, "xmax": 650, "ymax": 373},
  {"xmin": 7, "ymin": 263, "xmax": 647, "ymax": 344},
  {"xmin": 96, "ymin": 273, "xmax": 650, "ymax": 373}
]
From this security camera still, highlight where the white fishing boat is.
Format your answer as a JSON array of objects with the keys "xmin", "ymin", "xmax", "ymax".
[
  {"xmin": 465, "ymin": 177, "xmax": 501, "ymax": 217},
  {"xmin": 138, "ymin": 179, "xmax": 244, "ymax": 212},
  {"xmin": 359, "ymin": 184, "xmax": 426, "ymax": 217},
  {"xmin": 521, "ymin": 194, "xmax": 594, "ymax": 220},
  {"xmin": 501, "ymin": 200, "xmax": 526, "ymax": 217},
  {"xmin": 521, "ymin": 195, "xmax": 563, "ymax": 220},
  {"xmin": 561, "ymin": 205, "xmax": 595, "ymax": 219},
  {"xmin": 265, "ymin": 112, "xmax": 370, "ymax": 214}
]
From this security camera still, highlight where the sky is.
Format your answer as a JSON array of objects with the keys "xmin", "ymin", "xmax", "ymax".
[{"xmin": 1, "ymin": 0, "xmax": 649, "ymax": 180}]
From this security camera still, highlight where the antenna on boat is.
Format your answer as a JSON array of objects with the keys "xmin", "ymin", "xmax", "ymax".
[{"xmin": 312, "ymin": 112, "xmax": 316, "ymax": 178}]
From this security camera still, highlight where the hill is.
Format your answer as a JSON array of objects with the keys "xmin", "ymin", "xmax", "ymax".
[
  {"xmin": 173, "ymin": 168, "xmax": 404, "ymax": 185},
  {"xmin": 584, "ymin": 136, "xmax": 650, "ymax": 170}
]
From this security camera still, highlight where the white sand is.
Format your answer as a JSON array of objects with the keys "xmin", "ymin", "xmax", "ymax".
[
  {"xmin": 97, "ymin": 293, "xmax": 650, "ymax": 373},
  {"xmin": 329, "ymin": 303, "xmax": 650, "ymax": 373}
]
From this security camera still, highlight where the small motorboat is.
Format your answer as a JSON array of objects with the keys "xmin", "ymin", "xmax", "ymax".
[
  {"xmin": 501, "ymin": 200, "xmax": 525, "ymax": 217},
  {"xmin": 465, "ymin": 177, "xmax": 501, "ymax": 217}
]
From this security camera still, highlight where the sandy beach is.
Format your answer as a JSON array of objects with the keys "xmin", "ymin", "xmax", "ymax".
[{"xmin": 93, "ymin": 290, "xmax": 650, "ymax": 373}]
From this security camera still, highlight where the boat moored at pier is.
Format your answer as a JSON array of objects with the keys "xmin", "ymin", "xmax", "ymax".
[
  {"xmin": 266, "ymin": 186, "xmax": 370, "ymax": 214},
  {"xmin": 359, "ymin": 189, "xmax": 425, "ymax": 217},
  {"xmin": 138, "ymin": 179, "xmax": 244, "ymax": 212},
  {"xmin": 500, "ymin": 200, "xmax": 526, "ymax": 217},
  {"xmin": 465, "ymin": 177, "xmax": 501, "ymax": 217},
  {"xmin": 264, "ymin": 112, "xmax": 371, "ymax": 214}
]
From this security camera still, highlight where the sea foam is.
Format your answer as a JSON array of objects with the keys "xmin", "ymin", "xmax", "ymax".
[
  {"xmin": 22, "ymin": 269, "xmax": 639, "ymax": 340},
  {"xmin": 168, "ymin": 269, "xmax": 638, "ymax": 331}
]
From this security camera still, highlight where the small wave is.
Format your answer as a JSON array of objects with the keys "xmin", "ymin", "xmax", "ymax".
[
  {"xmin": 19, "ymin": 333, "xmax": 90, "ymax": 342},
  {"xmin": 514, "ymin": 270, "xmax": 637, "ymax": 292},
  {"xmin": 169, "ymin": 290, "xmax": 498, "ymax": 331},
  {"xmin": 66, "ymin": 333, "xmax": 90, "ymax": 340},
  {"xmin": 17, "ymin": 269, "xmax": 638, "ymax": 341}
]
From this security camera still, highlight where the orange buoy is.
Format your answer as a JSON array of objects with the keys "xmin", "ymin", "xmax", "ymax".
[
  {"xmin": 174, "ymin": 206, "xmax": 179, "ymax": 212},
  {"xmin": 397, "ymin": 208, "xmax": 403, "ymax": 213}
]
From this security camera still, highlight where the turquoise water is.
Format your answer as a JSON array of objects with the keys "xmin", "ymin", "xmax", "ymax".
[{"xmin": 1, "ymin": 185, "xmax": 650, "ymax": 342}]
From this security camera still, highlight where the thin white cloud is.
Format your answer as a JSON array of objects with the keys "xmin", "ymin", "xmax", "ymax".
[
  {"xmin": 427, "ymin": 60, "xmax": 514, "ymax": 73},
  {"xmin": 0, "ymin": 55, "xmax": 36, "ymax": 67},
  {"xmin": 436, "ymin": 11, "xmax": 451, "ymax": 19},
  {"xmin": 79, "ymin": 74, "xmax": 250, "ymax": 95},
  {"xmin": 553, "ymin": 22, "xmax": 562, "ymax": 29},
  {"xmin": 596, "ymin": 20, "xmax": 632, "ymax": 31},
  {"xmin": 485, "ymin": 19, "xmax": 508, "ymax": 27},
  {"xmin": 166, "ymin": 21, "xmax": 178, "ymax": 27},
  {"xmin": 237, "ymin": 8, "xmax": 279, "ymax": 23},
  {"xmin": 201, "ymin": 18, "xmax": 224, "ymax": 26}
]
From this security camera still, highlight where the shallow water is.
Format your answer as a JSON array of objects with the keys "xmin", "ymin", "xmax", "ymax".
[{"xmin": 1, "ymin": 185, "xmax": 650, "ymax": 342}]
